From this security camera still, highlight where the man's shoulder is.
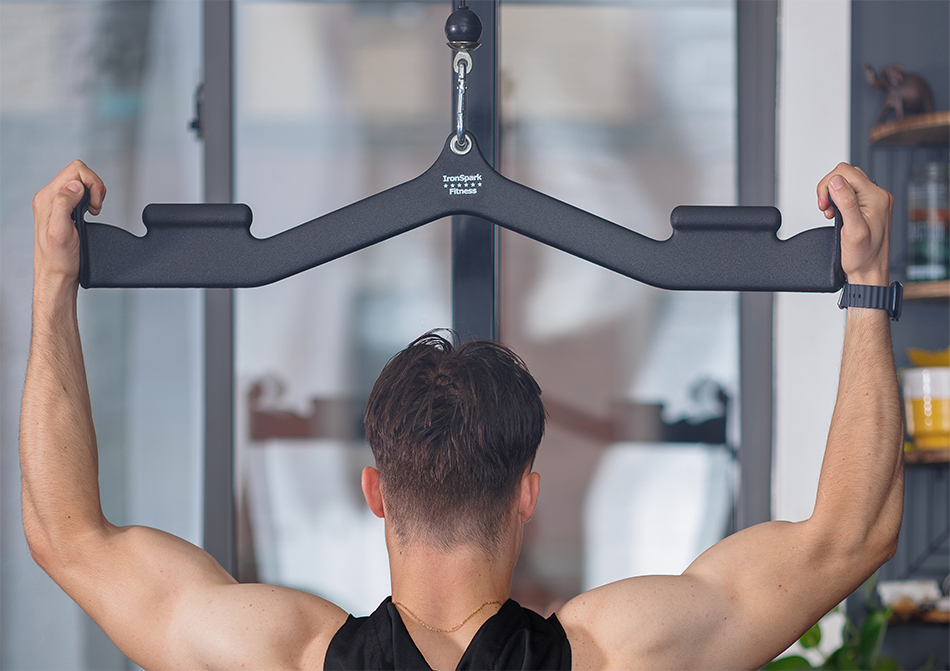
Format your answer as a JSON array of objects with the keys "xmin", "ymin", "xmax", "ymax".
[
  {"xmin": 184, "ymin": 582, "xmax": 349, "ymax": 670},
  {"xmin": 556, "ymin": 575, "xmax": 717, "ymax": 671}
]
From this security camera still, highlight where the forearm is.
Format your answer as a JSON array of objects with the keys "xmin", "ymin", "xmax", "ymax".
[
  {"xmin": 20, "ymin": 276, "xmax": 107, "ymax": 566},
  {"xmin": 812, "ymin": 307, "xmax": 903, "ymax": 561}
]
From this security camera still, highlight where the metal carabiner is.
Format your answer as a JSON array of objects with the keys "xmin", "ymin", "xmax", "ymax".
[{"xmin": 454, "ymin": 51, "xmax": 473, "ymax": 151}]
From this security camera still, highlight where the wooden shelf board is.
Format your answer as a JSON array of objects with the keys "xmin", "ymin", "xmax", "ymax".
[
  {"xmin": 904, "ymin": 448, "xmax": 950, "ymax": 465},
  {"xmin": 903, "ymin": 280, "xmax": 950, "ymax": 300},
  {"xmin": 869, "ymin": 111, "xmax": 950, "ymax": 145},
  {"xmin": 891, "ymin": 609, "xmax": 950, "ymax": 624}
]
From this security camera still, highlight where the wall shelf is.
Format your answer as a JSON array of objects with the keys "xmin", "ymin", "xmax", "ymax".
[
  {"xmin": 867, "ymin": 114, "xmax": 949, "ymax": 300},
  {"xmin": 904, "ymin": 449, "xmax": 950, "ymax": 465},
  {"xmin": 869, "ymin": 111, "xmax": 950, "ymax": 146},
  {"xmin": 890, "ymin": 608, "xmax": 950, "ymax": 625},
  {"xmin": 904, "ymin": 280, "xmax": 950, "ymax": 300}
]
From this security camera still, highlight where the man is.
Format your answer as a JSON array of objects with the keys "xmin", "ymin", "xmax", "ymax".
[{"xmin": 21, "ymin": 160, "xmax": 902, "ymax": 670}]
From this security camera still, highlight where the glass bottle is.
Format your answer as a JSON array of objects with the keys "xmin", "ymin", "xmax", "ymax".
[{"xmin": 906, "ymin": 161, "xmax": 949, "ymax": 281}]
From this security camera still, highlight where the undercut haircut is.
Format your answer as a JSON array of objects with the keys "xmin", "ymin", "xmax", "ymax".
[{"xmin": 364, "ymin": 331, "xmax": 545, "ymax": 555}]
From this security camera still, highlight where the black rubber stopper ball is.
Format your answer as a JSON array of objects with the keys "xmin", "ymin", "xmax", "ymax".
[{"xmin": 445, "ymin": 6, "xmax": 482, "ymax": 44}]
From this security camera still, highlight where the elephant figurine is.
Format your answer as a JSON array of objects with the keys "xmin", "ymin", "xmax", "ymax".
[{"xmin": 864, "ymin": 62, "xmax": 935, "ymax": 124}]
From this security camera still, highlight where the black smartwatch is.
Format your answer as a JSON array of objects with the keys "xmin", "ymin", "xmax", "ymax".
[{"xmin": 837, "ymin": 281, "xmax": 903, "ymax": 321}]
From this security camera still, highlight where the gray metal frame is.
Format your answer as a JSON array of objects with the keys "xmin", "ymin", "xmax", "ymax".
[
  {"xmin": 736, "ymin": 0, "xmax": 778, "ymax": 529},
  {"xmin": 199, "ymin": 0, "xmax": 779, "ymax": 570},
  {"xmin": 202, "ymin": 0, "xmax": 236, "ymax": 574},
  {"xmin": 451, "ymin": 0, "xmax": 500, "ymax": 341}
]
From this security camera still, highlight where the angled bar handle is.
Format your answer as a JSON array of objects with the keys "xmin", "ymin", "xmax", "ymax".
[{"xmin": 70, "ymin": 134, "xmax": 844, "ymax": 292}]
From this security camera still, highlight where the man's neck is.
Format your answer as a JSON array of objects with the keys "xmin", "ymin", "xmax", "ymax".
[
  {"xmin": 387, "ymin": 542, "xmax": 515, "ymax": 670},
  {"xmin": 389, "ymin": 542, "xmax": 514, "ymax": 626}
]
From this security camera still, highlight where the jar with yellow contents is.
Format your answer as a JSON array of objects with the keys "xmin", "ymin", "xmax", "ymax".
[{"xmin": 901, "ymin": 366, "xmax": 950, "ymax": 450}]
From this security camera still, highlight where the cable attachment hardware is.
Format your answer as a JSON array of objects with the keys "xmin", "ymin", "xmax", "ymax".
[
  {"xmin": 454, "ymin": 53, "xmax": 469, "ymax": 150},
  {"xmin": 446, "ymin": 3, "xmax": 481, "ymax": 152},
  {"xmin": 445, "ymin": 4, "xmax": 482, "ymax": 53}
]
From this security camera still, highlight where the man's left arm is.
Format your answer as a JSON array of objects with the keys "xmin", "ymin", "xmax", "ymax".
[{"xmin": 560, "ymin": 165, "xmax": 903, "ymax": 671}]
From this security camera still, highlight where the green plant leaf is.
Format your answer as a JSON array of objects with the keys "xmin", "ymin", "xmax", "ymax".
[
  {"xmin": 800, "ymin": 623, "xmax": 822, "ymax": 649},
  {"xmin": 820, "ymin": 646, "xmax": 859, "ymax": 670},
  {"xmin": 857, "ymin": 608, "xmax": 891, "ymax": 667},
  {"xmin": 871, "ymin": 655, "xmax": 901, "ymax": 671},
  {"xmin": 765, "ymin": 654, "xmax": 815, "ymax": 670}
]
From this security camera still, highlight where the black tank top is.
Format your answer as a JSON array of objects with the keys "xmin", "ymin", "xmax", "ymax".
[{"xmin": 324, "ymin": 597, "xmax": 571, "ymax": 670}]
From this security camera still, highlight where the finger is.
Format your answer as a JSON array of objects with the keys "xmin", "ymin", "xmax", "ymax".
[
  {"xmin": 817, "ymin": 169, "xmax": 839, "ymax": 213},
  {"xmin": 46, "ymin": 161, "xmax": 107, "ymax": 215},
  {"xmin": 817, "ymin": 163, "xmax": 866, "ymax": 216},
  {"xmin": 827, "ymin": 174, "xmax": 860, "ymax": 222},
  {"xmin": 76, "ymin": 163, "xmax": 106, "ymax": 215},
  {"xmin": 48, "ymin": 181, "xmax": 88, "ymax": 233},
  {"xmin": 69, "ymin": 161, "xmax": 106, "ymax": 215}
]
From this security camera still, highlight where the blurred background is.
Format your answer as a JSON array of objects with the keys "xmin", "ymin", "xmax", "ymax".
[{"xmin": 1, "ymin": 1, "xmax": 945, "ymax": 669}]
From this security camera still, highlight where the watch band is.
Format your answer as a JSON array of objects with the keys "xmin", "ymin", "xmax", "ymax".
[{"xmin": 837, "ymin": 281, "xmax": 903, "ymax": 321}]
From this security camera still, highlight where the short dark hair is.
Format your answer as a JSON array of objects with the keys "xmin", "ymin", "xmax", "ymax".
[{"xmin": 364, "ymin": 331, "xmax": 545, "ymax": 555}]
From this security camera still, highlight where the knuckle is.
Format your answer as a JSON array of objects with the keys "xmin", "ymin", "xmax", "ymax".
[
  {"xmin": 32, "ymin": 187, "xmax": 55, "ymax": 218},
  {"xmin": 873, "ymin": 188, "xmax": 894, "ymax": 212},
  {"xmin": 52, "ymin": 191, "xmax": 74, "ymax": 209}
]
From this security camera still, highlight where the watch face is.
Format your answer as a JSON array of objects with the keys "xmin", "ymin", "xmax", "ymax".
[{"xmin": 890, "ymin": 282, "xmax": 903, "ymax": 321}]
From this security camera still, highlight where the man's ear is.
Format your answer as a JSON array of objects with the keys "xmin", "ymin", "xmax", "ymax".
[
  {"xmin": 362, "ymin": 466, "xmax": 385, "ymax": 518},
  {"xmin": 518, "ymin": 471, "xmax": 540, "ymax": 523}
]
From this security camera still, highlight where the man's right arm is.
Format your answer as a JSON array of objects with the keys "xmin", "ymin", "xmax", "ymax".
[
  {"xmin": 21, "ymin": 163, "xmax": 347, "ymax": 669},
  {"xmin": 559, "ymin": 163, "xmax": 903, "ymax": 670}
]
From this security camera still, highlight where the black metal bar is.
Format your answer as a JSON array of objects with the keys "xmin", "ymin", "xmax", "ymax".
[
  {"xmin": 736, "ymin": 0, "xmax": 778, "ymax": 530},
  {"xmin": 201, "ymin": 0, "xmax": 236, "ymax": 577},
  {"xmin": 73, "ymin": 133, "xmax": 842, "ymax": 292},
  {"xmin": 451, "ymin": 0, "xmax": 499, "ymax": 342}
]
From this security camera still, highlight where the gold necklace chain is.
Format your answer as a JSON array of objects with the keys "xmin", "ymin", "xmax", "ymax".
[{"xmin": 393, "ymin": 600, "xmax": 501, "ymax": 633}]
